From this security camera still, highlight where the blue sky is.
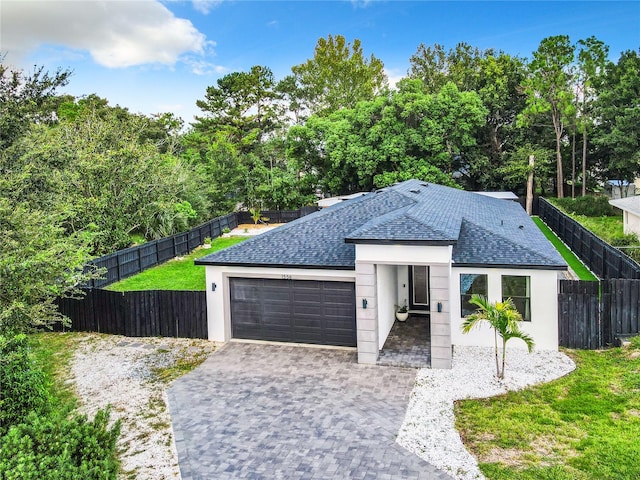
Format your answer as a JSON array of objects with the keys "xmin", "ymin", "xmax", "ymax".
[{"xmin": 2, "ymin": 1, "xmax": 639, "ymax": 125}]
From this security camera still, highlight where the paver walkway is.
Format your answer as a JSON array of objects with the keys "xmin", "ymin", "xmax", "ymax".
[
  {"xmin": 377, "ymin": 315, "xmax": 431, "ymax": 368},
  {"xmin": 168, "ymin": 342, "xmax": 453, "ymax": 480}
]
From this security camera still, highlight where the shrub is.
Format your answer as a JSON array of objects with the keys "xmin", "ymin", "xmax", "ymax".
[
  {"xmin": 610, "ymin": 233, "xmax": 640, "ymax": 247},
  {"xmin": 0, "ymin": 334, "xmax": 50, "ymax": 435},
  {"xmin": 0, "ymin": 408, "xmax": 120, "ymax": 480},
  {"xmin": 553, "ymin": 195, "xmax": 617, "ymax": 217}
]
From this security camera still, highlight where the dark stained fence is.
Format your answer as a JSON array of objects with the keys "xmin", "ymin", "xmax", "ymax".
[
  {"xmin": 57, "ymin": 289, "xmax": 207, "ymax": 339},
  {"xmin": 539, "ymin": 198, "xmax": 640, "ymax": 279},
  {"xmin": 89, "ymin": 213, "xmax": 238, "ymax": 288},
  {"xmin": 601, "ymin": 279, "xmax": 640, "ymax": 346},
  {"xmin": 235, "ymin": 206, "xmax": 319, "ymax": 225},
  {"xmin": 558, "ymin": 279, "xmax": 640, "ymax": 349},
  {"xmin": 89, "ymin": 208, "xmax": 319, "ymax": 289},
  {"xmin": 558, "ymin": 280, "xmax": 601, "ymax": 349}
]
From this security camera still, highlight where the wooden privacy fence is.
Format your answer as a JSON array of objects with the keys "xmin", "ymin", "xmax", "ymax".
[
  {"xmin": 88, "ymin": 206, "xmax": 319, "ymax": 289},
  {"xmin": 57, "ymin": 289, "xmax": 207, "ymax": 339},
  {"xmin": 539, "ymin": 198, "xmax": 640, "ymax": 279},
  {"xmin": 558, "ymin": 279, "xmax": 640, "ymax": 349},
  {"xmin": 89, "ymin": 213, "xmax": 238, "ymax": 288}
]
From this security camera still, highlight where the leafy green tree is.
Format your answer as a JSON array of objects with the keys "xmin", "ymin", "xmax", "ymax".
[
  {"xmin": 291, "ymin": 35, "xmax": 387, "ymax": 117},
  {"xmin": 0, "ymin": 61, "xmax": 71, "ymax": 151},
  {"xmin": 592, "ymin": 50, "xmax": 640, "ymax": 192},
  {"xmin": 499, "ymin": 143, "xmax": 554, "ymax": 195},
  {"xmin": 462, "ymin": 294, "xmax": 535, "ymax": 380},
  {"xmin": 408, "ymin": 44, "xmax": 528, "ymax": 189},
  {"xmin": 408, "ymin": 42, "xmax": 485, "ymax": 94},
  {"xmin": 0, "ymin": 199, "xmax": 100, "ymax": 333},
  {"xmin": 575, "ymin": 37, "xmax": 609, "ymax": 195},
  {"xmin": 288, "ymin": 80, "xmax": 486, "ymax": 194},
  {"xmin": 6, "ymin": 99, "xmax": 203, "ymax": 253},
  {"xmin": 194, "ymin": 66, "xmax": 279, "ymax": 152},
  {"xmin": 184, "ymin": 131, "xmax": 247, "ymax": 215},
  {"xmin": 520, "ymin": 35, "xmax": 576, "ymax": 198},
  {"xmin": 275, "ymin": 74, "xmax": 306, "ymax": 125}
]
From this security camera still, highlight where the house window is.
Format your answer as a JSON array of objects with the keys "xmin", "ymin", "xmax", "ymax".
[
  {"xmin": 502, "ymin": 275, "xmax": 531, "ymax": 321},
  {"xmin": 460, "ymin": 274, "xmax": 488, "ymax": 317}
]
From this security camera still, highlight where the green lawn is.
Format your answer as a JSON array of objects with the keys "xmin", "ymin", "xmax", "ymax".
[
  {"xmin": 455, "ymin": 337, "xmax": 640, "ymax": 480},
  {"xmin": 107, "ymin": 236, "xmax": 248, "ymax": 291},
  {"xmin": 532, "ymin": 217, "xmax": 598, "ymax": 281}
]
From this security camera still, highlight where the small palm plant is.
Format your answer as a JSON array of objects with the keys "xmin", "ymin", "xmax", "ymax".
[{"xmin": 462, "ymin": 294, "xmax": 534, "ymax": 379}]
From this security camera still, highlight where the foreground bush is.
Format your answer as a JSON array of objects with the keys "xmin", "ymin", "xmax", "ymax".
[
  {"xmin": 0, "ymin": 409, "xmax": 120, "ymax": 480},
  {"xmin": 0, "ymin": 334, "xmax": 50, "ymax": 435},
  {"xmin": 0, "ymin": 334, "xmax": 121, "ymax": 479}
]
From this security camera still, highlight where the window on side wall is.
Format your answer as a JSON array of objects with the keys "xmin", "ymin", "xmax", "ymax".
[
  {"xmin": 502, "ymin": 275, "xmax": 531, "ymax": 321},
  {"xmin": 460, "ymin": 274, "xmax": 488, "ymax": 317}
]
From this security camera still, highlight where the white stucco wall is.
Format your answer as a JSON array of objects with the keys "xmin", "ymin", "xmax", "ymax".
[
  {"xmin": 623, "ymin": 210, "xmax": 640, "ymax": 237},
  {"xmin": 450, "ymin": 267, "xmax": 560, "ymax": 350},
  {"xmin": 376, "ymin": 264, "xmax": 397, "ymax": 350},
  {"xmin": 396, "ymin": 265, "xmax": 409, "ymax": 309},
  {"xmin": 203, "ymin": 265, "xmax": 356, "ymax": 342}
]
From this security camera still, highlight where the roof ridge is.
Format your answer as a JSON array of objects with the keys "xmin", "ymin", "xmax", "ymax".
[{"xmin": 405, "ymin": 210, "xmax": 456, "ymax": 239}]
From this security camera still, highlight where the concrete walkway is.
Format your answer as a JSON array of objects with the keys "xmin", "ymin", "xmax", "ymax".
[{"xmin": 168, "ymin": 342, "xmax": 452, "ymax": 480}]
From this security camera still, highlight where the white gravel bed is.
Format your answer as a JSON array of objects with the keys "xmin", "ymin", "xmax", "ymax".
[
  {"xmin": 70, "ymin": 334, "xmax": 215, "ymax": 480},
  {"xmin": 397, "ymin": 346, "xmax": 576, "ymax": 480}
]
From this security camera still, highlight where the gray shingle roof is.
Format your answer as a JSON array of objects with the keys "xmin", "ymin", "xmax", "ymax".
[
  {"xmin": 196, "ymin": 180, "xmax": 567, "ymax": 270},
  {"xmin": 610, "ymin": 196, "xmax": 640, "ymax": 216}
]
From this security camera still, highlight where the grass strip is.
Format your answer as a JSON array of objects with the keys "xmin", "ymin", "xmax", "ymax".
[
  {"xmin": 455, "ymin": 337, "xmax": 640, "ymax": 480},
  {"xmin": 28, "ymin": 332, "xmax": 79, "ymax": 411},
  {"xmin": 107, "ymin": 236, "xmax": 248, "ymax": 291},
  {"xmin": 532, "ymin": 217, "xmax": 598, "ymax": 281}
]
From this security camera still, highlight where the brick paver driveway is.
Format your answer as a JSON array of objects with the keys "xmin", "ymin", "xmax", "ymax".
[{"xmin": 168, "ymin": 342, "xmax": 452, "ymax": 480}]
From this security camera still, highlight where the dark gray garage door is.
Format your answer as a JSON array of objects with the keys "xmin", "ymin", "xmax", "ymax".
[{"xmin": 229, "ymin": 278, "xmax": 356, "ymax": 347}]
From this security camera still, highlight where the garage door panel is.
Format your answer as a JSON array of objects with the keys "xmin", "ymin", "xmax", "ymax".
[
  {"xmin": 262, "ymin": 287, "xmax": 291, "ymax": 299},
  {"xmin": 323, "ymin": 304, "xmax": 355, "ymax": 315},
  {"xmin": 234, "ymin": 303, "xmax": 262, "ymax": 318},
  {"xmin": 230, "ymin": 278, "xmax": 355, "ymax": 346},
  {"xmin": 291, "ymin": 292, "xmax": 323, "ymax": 303},
  {"xmin": 261, "ymin": 315, "xmax": 292, "ymax": 328}
]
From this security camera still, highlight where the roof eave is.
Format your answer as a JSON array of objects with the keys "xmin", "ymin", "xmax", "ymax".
[
  {"xmin": 453, "ymin": 262, "xmax": 568, "ymax": 271},
  {"xmin": 344, "ymin": 238, "xmax": 456, "ymax": 246},
  {"xmin": 194, "ymin": 259, "xmax": 355, "ymax": 270}
]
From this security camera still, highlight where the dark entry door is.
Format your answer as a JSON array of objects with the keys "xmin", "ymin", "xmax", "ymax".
[
  {"xmin": 409, "ymin": 266, "xmax": 430, "ymax": 311},
  {"xmin": 229, "ymin": 278, "xmax": 356, "ymax": 347}
]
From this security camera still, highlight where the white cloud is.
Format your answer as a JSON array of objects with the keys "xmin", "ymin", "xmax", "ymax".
[
  {"xmin": 192, "ymin": 0, "xmax": 223, "ymax": 15},
  {"xmin": 384, "ymin": 68, "xmax": 405, "ymax": 89},
  {"xmin": 1, "ymin": 0, "xmax": 208, "ymax": 68},
  {"xmin": 184, "ymin": 57, "xmax": 229, "ymax": 76}
]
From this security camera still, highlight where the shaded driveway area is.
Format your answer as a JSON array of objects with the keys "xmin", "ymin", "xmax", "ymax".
[{"xmin": 168, "ymin": 343, "xmax": 452, "ymax": 480}]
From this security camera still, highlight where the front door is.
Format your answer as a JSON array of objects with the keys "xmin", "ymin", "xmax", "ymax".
[{"xmin": 409, "ymin": 266, "xmax": 430, "ymax": 311}]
